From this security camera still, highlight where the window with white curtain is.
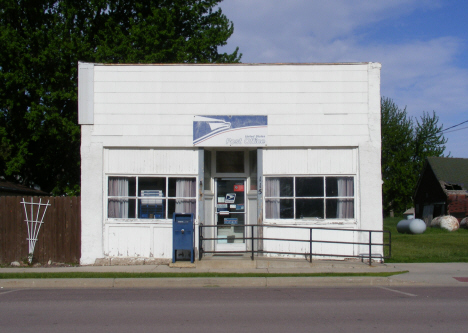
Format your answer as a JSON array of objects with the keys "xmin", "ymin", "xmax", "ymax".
[
  {"xmin": 107, "ymin": 176, "xmax": 196, "ymax": 219},
  {"xmin": 264, "ymin": 176, "xmax": 354, "ymax": 220}
]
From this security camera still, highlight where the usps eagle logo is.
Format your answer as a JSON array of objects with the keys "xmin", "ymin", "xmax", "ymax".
[{"xmin": 193, "ymin": 115, "xmax": 268, "ymax": 146}]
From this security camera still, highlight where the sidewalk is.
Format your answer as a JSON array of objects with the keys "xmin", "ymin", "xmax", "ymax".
[{"xmin": 1, "ymin": 257, "xmax": 468, "ymax": 288}]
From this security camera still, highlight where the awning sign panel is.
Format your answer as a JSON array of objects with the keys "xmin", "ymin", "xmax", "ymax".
[{"xmin": 193, "ymin": 115, "xmax": 267, "ymax": 146}]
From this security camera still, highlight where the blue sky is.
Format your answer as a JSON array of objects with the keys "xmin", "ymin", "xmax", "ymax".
[{"xmin": 219, "ymin": 0, "xmax": 468, "ymax": 157}]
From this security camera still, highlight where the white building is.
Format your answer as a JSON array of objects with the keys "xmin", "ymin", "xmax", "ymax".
[{"xmin": 78, "ymin": 62, "xmax": 383, "ymax": 265}]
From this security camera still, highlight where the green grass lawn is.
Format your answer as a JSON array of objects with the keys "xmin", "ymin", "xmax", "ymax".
[{"xmin": 384, "ymin": 216, "xmax": 468, "ymax": 263}]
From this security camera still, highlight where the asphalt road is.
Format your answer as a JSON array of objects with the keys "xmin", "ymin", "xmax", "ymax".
[{"xmin": 1, "ymin": 287, "xmax": 467, "ymax": 332}]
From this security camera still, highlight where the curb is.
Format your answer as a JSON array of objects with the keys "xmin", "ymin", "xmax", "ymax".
[
  {"xmin": 0, "ymin": 278, "xmax": 115, "ymax": 289},
  {"xmin": 0, "ymin": 276, "xmax": 426, "ymax": 289}
]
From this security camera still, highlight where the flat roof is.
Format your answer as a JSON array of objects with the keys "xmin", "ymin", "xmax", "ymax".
[{"xmin": 79, "ymin": 61, "xmax": 379, "ymax": 67}]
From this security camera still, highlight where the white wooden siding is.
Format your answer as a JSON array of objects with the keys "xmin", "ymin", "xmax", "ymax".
[
  {"xmin": 94, "ymin": 66, "xmax": 369, "ymax": 82},
  {"xmin": 267, "ymin": 136, "xmax": 369, "ymax": 148},
  {"xmin": 99, "ymin": 136, "xmax": 193, "ymax": 147},
  {"xmin": 94, "ymin": 81, "xmax": 369, "ymax": 94},
  {"xmin": 263, "ymin": 148, "xmax": 357, "ymax": 175},
  {"xmin": 106, "ymin": 225, "xmax": 152, "ymax": 257},
  {"xmin": 94, "ymin": 92, "xmax": 368, "ymax": 105},
  {"xmin": 94, "ymin": 102, "xmax": 369, "ymax": 115},
  {"xmin": 78, "ymin": 63, "xmax": 94, "ymax": 124},
  {"xmin": 263, "ymin": 225, "xmax": 356, "ymax": 259},
  {"xmin": 203, "ymin": 195, "xmax": 215, "ymax": 252},
  {"xmin": 104, "ymin": 148, "xmax": 198, "ymax": 174},
  {"xmin": 87, "ymin": 64, "xmax": 376, "ymax": 148},
  {"xmin": 105, "ymin": 223, "xmax": 173, "ymax": 258},
  {"xmin": 93, "ymin": 114, "xmax": 368, "ymax": 126},
  {"xmin": 94, "ymin": 125, "xmax": 192, "ymax": 136}
]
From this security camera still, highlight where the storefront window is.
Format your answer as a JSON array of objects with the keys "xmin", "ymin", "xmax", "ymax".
[
  {"xmin": 107, "ymin": 176, "xmax": 196, "ymax": 219},
  {"xmin": 264, "ymin": 176, "xmax": 354, "ymax": 220}
]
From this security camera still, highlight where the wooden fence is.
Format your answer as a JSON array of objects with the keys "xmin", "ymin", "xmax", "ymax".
[{"xmin": 0, "ymin": 196, "xmax": 81, "ymax": 264}]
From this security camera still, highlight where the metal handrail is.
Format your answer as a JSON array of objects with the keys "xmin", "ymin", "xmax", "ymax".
[{"xmin": 198, "ymin": 224, "xmax": 391, "ymax": 266}]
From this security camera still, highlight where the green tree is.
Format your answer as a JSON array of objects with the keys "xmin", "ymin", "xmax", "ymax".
[
  {"xmin": 0, "ymin": 0, "xmax": 241, "ymax": 195},
  {"xmin": 412, "ymin": 111, "xmax": 447, "ymax": 174},
  {"xmin": 381, "ymin": 97, "xmax": 414, "ymax": 216},
  {"xmin": 381, "ymin": 97, "xmax": 447, "ymax": 216}
]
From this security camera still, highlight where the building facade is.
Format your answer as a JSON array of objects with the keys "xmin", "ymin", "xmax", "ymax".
[{"xmin": 78, "ymin": 63, "xmax": 383, "ymax": 265}]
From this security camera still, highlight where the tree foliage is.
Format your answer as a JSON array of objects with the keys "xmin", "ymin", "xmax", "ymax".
[
  {"xmin": 0, "ymin": 0, "xmax": 240, "ymax": 195},
  {"xmin": 381, "ymin": 97, "xmax": 447, "ymax": 216}
]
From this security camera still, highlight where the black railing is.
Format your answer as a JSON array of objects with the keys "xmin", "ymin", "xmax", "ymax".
[{"xmin": 198, "ymin": 224, "xmax": 391, "ymax": 266}]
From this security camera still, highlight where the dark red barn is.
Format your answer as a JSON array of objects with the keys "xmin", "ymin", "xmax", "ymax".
[{"xmin": 414, "ymin": 157, "xmax": 468, "ymax": 224}]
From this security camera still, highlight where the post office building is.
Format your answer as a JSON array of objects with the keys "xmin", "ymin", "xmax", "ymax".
[{"xmin": 78, "ymin": 62, "xmax": 383, "ymax": 265}]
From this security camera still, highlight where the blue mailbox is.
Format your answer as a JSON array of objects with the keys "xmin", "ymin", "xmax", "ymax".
[{"xmin": 172, "ymin": 213, "xmax": 194, "ymax": 263}]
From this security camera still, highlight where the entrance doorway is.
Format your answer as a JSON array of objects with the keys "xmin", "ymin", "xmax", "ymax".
[{"xmin": 215, "ymin": 178, "xmax": 246, "ymax": 251}]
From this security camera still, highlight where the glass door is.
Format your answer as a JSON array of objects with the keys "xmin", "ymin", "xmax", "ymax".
[{"xmin": 215, "ymin": 178, "xmax": 246, "ymax": 251}]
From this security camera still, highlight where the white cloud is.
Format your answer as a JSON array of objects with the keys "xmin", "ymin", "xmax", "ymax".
[
  {"xmin": 336, "ymin": 37, "xmax": 468, "ymax": 116},
  {"xmin": 219, "ymin": 0, "xmax": 468, "ymax": 157},
  {"xmin": 221, "ymin": 0, "xmax": 441, "ymax": 60}
]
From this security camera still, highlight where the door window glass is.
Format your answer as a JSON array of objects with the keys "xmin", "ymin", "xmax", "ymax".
[{"xmin": 216, "ymin": 179, "xmax": 246, "ymax": 244}]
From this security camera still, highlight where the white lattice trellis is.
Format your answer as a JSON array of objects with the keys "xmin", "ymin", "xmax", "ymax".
[{"xmin": 21, "ymin": 198, "xmax": 50, "ymax": 263}]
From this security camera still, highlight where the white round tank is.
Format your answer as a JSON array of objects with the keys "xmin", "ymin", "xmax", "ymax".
[{"xmin": 397, "ymin": 218, "xmax": 426, "ymax": 234}]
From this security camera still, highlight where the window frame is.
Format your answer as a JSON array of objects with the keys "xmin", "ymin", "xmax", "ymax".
[
  {"xmin": 263, "ymin": 175, "xmax": 356, "ymax": 222},
  {"xmin": 106, "ymin": 175, "xmax": 197, "ymax": 222},
  {"xmin": 205, "ymin": 149, "xmax": 258, "ymax": 196},
  {"xmin": 212, "ymin": 150, "xmax": 249, "ymax": 178}
]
